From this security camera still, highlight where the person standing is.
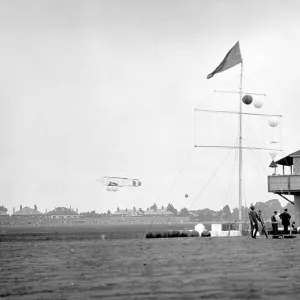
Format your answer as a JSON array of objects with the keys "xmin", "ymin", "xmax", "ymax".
[
  {"xmin": 271, "ymin": 211, "xmax": 279, "ymax": 235},
  {"xmin": 257, "ymin": 210, "xmax": 268, "ymax": 238},
  {"xmin": 279, "ymin": 208, "xmax": 291, "ymax": 234},
  {"xmin": 248, "ymin": 205, "xmax": 259, "ymax": 239}
]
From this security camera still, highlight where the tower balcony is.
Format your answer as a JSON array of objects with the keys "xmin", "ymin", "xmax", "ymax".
[{"xmin": 268, "ymin": 175, "xmax": 300, "ymax": 195}]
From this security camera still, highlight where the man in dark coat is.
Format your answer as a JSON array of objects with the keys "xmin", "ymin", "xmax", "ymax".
[
  {"xmin": 248, "ymin": 205, "xmax": 259, "ymax": 238},
  {"xmin": 279, "ymin": 209, "xmax": 291, "ymax": 234},
  {"xmin": 271, "ymin": 211, "xmax": 279, "ymax": 235}
]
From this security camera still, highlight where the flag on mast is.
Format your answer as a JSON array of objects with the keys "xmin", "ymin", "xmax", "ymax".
[{"xmin": 207, "ymin": 41, "xmax": 242, "ymax": 79}]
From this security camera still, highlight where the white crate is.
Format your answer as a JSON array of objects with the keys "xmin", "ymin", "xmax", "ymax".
[
  {"xmin": 211, "ymin": 223, "xmax": 222, "ymax": 232},
  {"xmin": 229, "ymin": 230, "xmax": 242, "ymax": 237},
  {"xmin": 210, "ymin": 231, "xmax": 218, "ymax": 237},
  {"xmin": 216, "ymin": 231, "xmax": 229, "ymax": 237},
  {"xmin": 209, "ymin": 230, "xmax": 242, "ymax": 237}
]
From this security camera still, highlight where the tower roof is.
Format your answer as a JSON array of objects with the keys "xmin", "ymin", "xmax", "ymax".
[
  {"xmin": 290, "ymin": 150, "xmax": 300, "ymax": 157},
  {"xmin": 275, "ymin": 150, "xmax": 300, "ymax": 166}
]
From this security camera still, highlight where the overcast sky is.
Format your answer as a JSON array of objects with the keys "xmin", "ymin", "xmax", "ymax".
[{"xmin": 1, "ymin": 0, "xmax": 300, "ymax": 214}]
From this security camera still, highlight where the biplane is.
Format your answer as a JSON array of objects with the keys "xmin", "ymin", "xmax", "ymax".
[{"xmin": 98, "ymin": 176, "xmax": 142, "ymax": 192}]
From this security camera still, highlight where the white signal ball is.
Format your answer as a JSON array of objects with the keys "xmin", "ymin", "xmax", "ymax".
[
  {"xmin": 242, "ymin": 95, "xmax": 253, "ymax": 105},
  {"xmin": 269, "ymin": 118, "xmax": 279, "ymax": 127},
  {"xmin": 253, "ymin": 99, "xmax": 263, "ymax": 108}
]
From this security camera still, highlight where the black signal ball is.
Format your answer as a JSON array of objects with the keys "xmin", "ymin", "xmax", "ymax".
[
  {"xmin": 185, "ymin": 194, "xmax": 188, "ymax": 198},
  {"xmin": 242, "ymin": 95, "xmax": 253, "ymax": 105}
]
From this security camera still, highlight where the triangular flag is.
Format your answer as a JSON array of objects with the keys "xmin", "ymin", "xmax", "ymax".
[{"xmin": 207, "ymin": 41, "xmax": 242, "ymax": 79}]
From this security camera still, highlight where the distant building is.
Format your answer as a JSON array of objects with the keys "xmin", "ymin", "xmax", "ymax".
[
  {"xmin": 112, "ymin": 209, "xmax": 143, "ymax": 217},
  {"xmin": 11, "ymin": 205, "xmax": 44, "ymax": 225},
  {"xmin": 46, "ymin": 207, "xmax": 79, "ymax": 219},
  {"xmin": 0, "ymin": 210, "xmax": 10, "ymax": 225},
  {"xmin": 13, "ymin": 205, "xmax": 43, "ymax": 216},
  {"xmin": 143, "ymin": 209, "xmax": 173, "ymax": 216}
]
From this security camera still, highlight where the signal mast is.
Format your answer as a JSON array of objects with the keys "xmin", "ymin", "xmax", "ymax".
[{"xmin": 195, "ymin": 41, "xmax": 282, "ymax": 232}]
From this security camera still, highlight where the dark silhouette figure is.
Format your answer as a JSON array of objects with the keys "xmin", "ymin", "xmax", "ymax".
[
  {"xmin": 257, "ymin": 210, "xmax": 268, "ymax": 238},
  {"xmin": 248, "ymin": 205, "xmax": 259, "ymax": 239},
  {"xmin": 271, "ymin": 211, "xmax": 279, "ymax": 235},
  {"xmin": 279, "ymin": 209, "xmax": 291, "ymax": 234},
  {"xmin": 292, "ymin": 221, "xmax": 296, "ymax": 229}
]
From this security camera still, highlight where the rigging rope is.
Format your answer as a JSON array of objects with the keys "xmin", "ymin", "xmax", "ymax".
[
  {"xmin": 243, "ymin": 176, "xmax": 247, "ymax": 208},
  {"xmin": 188, "ymin": 147, "xmax": 234, "ymax": 210},
  {"xmin": 243, "ymin": 139, "xmax": 269, "ymax": 176},
  {"xmin": 166, "ymin": 147, "xmax": 195, "ymax": 199},
  {"xmin": 242, "ymin": 139, "xmax": 281, "ymax": 203},
  {"xmin": 195, "ymin": 75, "xmax": 240, "ymax": 110},
  {"xmin": 225, "ymin": 140, "xmax": 239, "ymax": 205}
]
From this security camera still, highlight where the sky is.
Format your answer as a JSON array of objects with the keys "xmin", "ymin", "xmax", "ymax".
[{"xmin": 1, "ymin": 0, "xmax": 300, "ymax": 214}]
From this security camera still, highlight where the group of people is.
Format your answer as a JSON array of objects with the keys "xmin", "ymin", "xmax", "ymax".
[
  {"xmin": 270, "ymin": 209, "xmax": 292, "ymax": 236},
  {"xmin": 248, "ymin": 205, "xmax": 292, "ymax": 238}
]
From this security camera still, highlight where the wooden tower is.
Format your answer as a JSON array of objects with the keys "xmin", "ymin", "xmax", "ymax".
[{"xmin": 268, "ymin": 150, "xmax": 300, "ymax": 226}]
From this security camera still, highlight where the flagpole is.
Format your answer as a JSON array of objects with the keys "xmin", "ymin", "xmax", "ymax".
[{"xmin": 238, "ymin": 62, "xmax": 243, "ymax": 232}]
